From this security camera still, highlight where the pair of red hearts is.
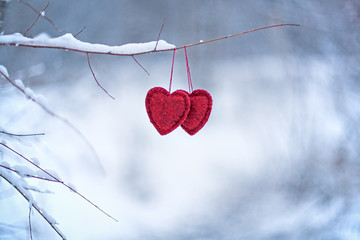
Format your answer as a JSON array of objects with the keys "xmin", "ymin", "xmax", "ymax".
[{"xmin": 145, "ymin": 87, "xmax": 212, "ymax": 135}]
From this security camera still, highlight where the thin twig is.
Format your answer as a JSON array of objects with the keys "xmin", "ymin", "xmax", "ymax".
[
  {"xmin": 0, "ymin": 142, "xmax": 64, "ymax": 182},
  {"xmin": 176, "ymin": 24, "xmax": 301, "ymax": 50},
  {"xmin": 154, "ymin": 17, "xmax": 165, "ymax": 51},
  {"xmin": 0, "ymin": 164, "xmax": 58, "ymax": 182},
  {"xmin": 0, "ymin": 130, "xmax": 45, "ymax": 137},
  {"xmin": 74, "ymin": 26, "xmax": 86, "ymax": 38},
  {"xmin": 19, "ymin": 0, "xmax": 61, "ymax": 32},
  {"xmin": 23, "ymin": 2, "xmax": 49, "ymax": 36},
  {"xmin": 29, "ymin": 206, "xmax": 33, "ymax": 240},
  {"xmin": 86, "ymin": 53, "xmax": 115, "ymax": 99},
  {"xmin": 2, "ymin": 24, "xmax": 300, "ymax": 56},
  {"xmin": 132, "ymin": 55, "xmax": 150, "ymax": 76},
  {"xmin": 0, "ymin": 173, "xmax": 66, "ymax": 239},
  {"xmin": 0, "ymin": 70, "xmax": 105, "ymax": 174},
  {"xmin": 0, "ymin": 142, "xmax": 118, "ymax": 222}
]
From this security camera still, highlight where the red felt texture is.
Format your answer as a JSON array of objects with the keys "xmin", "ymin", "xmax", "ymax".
[
  {"xmin": 181, "ymin": 89, "xmax": 213, "ymax": 135},
  {"xmin": 145, "ymin": 87, "xmax": 191, "ymax": 135}
]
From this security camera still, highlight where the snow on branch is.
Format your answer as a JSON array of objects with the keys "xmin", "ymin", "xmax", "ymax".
[
  {"xmin": 0, "ymin": 32, "xmax": 176, "ymax": 56},
  {"xmin": 0, "ymin": 67, "xmax": 104, "ymax": 171},
  {"xmin": 0, "ymin": 167, "xmax": 66, "ymax": 239},
  {"xmin": 0, "ymin": 142, "xmax": 118, "ymax": 221},
  {"xmin": 0, "ymin": 24, "xmax": 300, "ymax": 56}
]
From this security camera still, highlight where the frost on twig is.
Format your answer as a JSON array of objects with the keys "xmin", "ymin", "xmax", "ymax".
[
  {"xmin": 0, "ymin": 142, "xmax": 118, "ymax": 222},
  {"xmin": 0, "ymin": 66, "xmax": 105, "ymax": 173},
  {"xmin": 0, "ymin": 167, "xmax": 66, "ymax": 239},
  {"xmin": 0, "ymin": 141, "xmax": 118, "ymax": 237}
]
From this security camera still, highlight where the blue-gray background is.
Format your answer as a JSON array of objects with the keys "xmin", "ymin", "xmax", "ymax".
[{"xmin": 1, "ymin": 1, "xmax": 359, "ymax": 239}]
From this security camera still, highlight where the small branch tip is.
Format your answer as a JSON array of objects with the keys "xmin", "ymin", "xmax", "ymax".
[
  {"xmin": 23, "ymin": 2, "xmax": 49, "ymax": 36},
  {"xmin": 86, "ymin": 53, "xmax": 115, "ymax": 100}
]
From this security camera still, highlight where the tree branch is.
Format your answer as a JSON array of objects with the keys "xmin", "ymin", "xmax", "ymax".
[
  {"xmin": 19, "ymin": 0, "xmax": 60, "ymax": 32},
  {"xmin": 74, "ymin": 26, "xmax": 86, "ymax": 37},
  {"xmin": 0, "ymin": 164, "xmax": 58, "ymax": 182},
  {"xmin": 23, "ymin": 2, "xmax": 49, "ymax": 36},
  {"xmin": 86, "ymin": 53, "xmax": 115, "ymax": 99},
  {"xmin": 29, "ymin": 206, "xmax": 33, "ymax": 240},
  {"xmin": 131, "ymin": 55, "xmax": 150, "ymax": 76},
  {"xmin": 0, "ymin": 24, "xmax": 300, "ymax": 56},
  {"xmin": 0, "ymin": 171, "xmax": 66, "ymax": 239},
  {"xmin": 154, "ymin": 17, "xmax": 166, "ymax": 51},
  {"xmin": 0, "ymin": 142, "xmax": 118, "ymax": 222},
  {"xmin": 0, "ymin": 70, "xmax": 105, "ymax": 174},
  {"xmin": 0, "ymin": 130, "xmax": 45, "ymax": 137}
]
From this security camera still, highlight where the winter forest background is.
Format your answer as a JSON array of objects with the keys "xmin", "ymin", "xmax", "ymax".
[{"xmin": 1, "ymin": 0, "xmax": 360, "ymax": 239}]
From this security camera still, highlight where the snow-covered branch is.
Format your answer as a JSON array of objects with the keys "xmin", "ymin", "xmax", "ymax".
[
  {"xmin": 0, "ymin": 142, "xmax": 118, "ymax": 222},
  {"xmin": 0, "ymin": 24, "xmax": 299, "ymax": 57},
  {"xmin": 0, "ymin": 65, "xmax": 104, "ymax": 170},
  {"xmin": 0, "ymin": 167, "xmax": 66, "ymax": 239},
  {"xmin": 0, "ymin": 32, "xmax": 176, "ymax": 56}
]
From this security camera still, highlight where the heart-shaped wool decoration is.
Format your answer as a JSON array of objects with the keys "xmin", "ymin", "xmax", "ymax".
[
  {"xmin": 145, "ymin": 87, "xmax": 191, "ymax": 135},
  {"xmin": 181, "ymin": 89, "xmax": 212, "ymax": 135}
]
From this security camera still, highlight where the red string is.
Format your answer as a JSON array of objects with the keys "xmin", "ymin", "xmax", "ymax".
[
  {"xmin": 169, "ymin": 48, "xmax": 176, "ymax": 93},
  {"xmin": 184, "ymin": 46, "xmax": 193, "ymax": 93}
]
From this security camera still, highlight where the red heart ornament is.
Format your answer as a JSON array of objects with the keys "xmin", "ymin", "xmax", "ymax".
[
  {"xmin": 181, "ymin": 89, "xmax": 213, "ymax": 135},
  {"xmin": 145, "ymin": 87, "xmax": 191, "ymax": 135}
]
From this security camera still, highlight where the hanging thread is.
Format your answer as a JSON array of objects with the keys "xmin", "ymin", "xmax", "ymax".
[
  {"xmin": 169, "ymin": 48, "xmax": 176, "ymax": 93},
  {"xmin": 184, "ymin": 46, "xmax": 193, "ymax": 93}
]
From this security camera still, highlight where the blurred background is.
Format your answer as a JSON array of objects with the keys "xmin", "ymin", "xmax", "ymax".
[{"xmin": 1, "ymin": 0, "xmax": 360, "ymax": 239}]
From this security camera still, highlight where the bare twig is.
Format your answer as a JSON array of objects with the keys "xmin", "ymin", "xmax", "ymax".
[
  {"xmin": 29, "ymin": 206, "xmax": 33, "ymax": 240},
  {"xmin": 23, "ymin": 2, "xmax": 49, "ymax": 36},
  {"xmin": 0, "ymin": 142, "xmax": 64, "ymax": 181},
  {"xmin": 0, "ymin": 70, "xmax": 105, "ymax": 174},
  {"xmin": 0, "ymin": 130, "xmax": 45, "ymax": 137},
  {"xmin": 86, "ymin": 53, "xmax": 115, "ymax": 99},
  {"xmin": 2, "ymin": 24, "xmax": 300, "ymax": 56},
  {"xmin": 19, "ymin": 0, "xmax": 60, "ymax": 32},
  {"xmin": 0, "ymin": 142, "xmax": 118, "ymax": 222},
  {"xmin": 0, "ymin": 164, "xmax": 58, "ymax": 182},
  {"xmin": 154, "ymin": 17, "xmax": 165, "ymax": 51},
  {"xmin": 74, "ymin": 26, "xmax": 86, "ymax": 38},
  {"xmin": 0, "ymin": 172, "xmax": 66, "ymax": 239},
  {"xmin": 131, "ymin": 55, "xmax": 150, "ymax": 76}
]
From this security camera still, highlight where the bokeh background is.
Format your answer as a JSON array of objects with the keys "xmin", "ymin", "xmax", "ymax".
[{"xmin": 1, "ymin": 0, "xmax": 360, "ymax": 239}]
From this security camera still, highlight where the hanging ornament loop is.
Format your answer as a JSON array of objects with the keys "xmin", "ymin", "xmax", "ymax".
[
  {"xmin": 169, "ymin": 48, "xmax": 176, "ymax": 93},
  {"xmin": 184, "ymin": 46, "xmax": 194, "ymax": 93}
]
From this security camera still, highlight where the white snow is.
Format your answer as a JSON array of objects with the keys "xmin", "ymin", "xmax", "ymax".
[
  {"xmin": 0, "ymin": 65, "xmax": 9, "ymax": 77},
  {"xmin": 44, "ymin": 169, "xmax": 61, "ymax": 180},
  {"xmin": 14, "ymin": 79, "xmax": 25, "ymax": 90},
  {"xmin": 0, "ymin": 161, "xmax": 10, "ymax": 168},
  {"xmin": 13, "ymin": 165, "xmax": 36, "ymax": 177},
  {"xmin": 34, "ymin": 94, "xmax": 48, "ymax": 108},
  {"xmin": 12, "ymin": 79, "xmax": 50, "ymax": 109},
  {"xmin": 0, "ymin": 163, "xmax": 65, "ymax": 238},
  {"xmin": 33, "ymin": 32, "xmax": 51, "ymax": 41},
  {"xmin": 67, "ymin": 182, "xmax": 77, "ymax": 192},
  {"xmin": 31, "ymin": 158, "xmax": 40, "ymax": 166},
  {"xmin": 24, "ymin": 87, "xmax": 36, "ymax": 99},
  {"xmin": 0, "ymin": 33, "xmax": 176, "ymax": 55},
  {"xmin": 40, "ymin": 208, "xmax": 58, "ymax": 224}
]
